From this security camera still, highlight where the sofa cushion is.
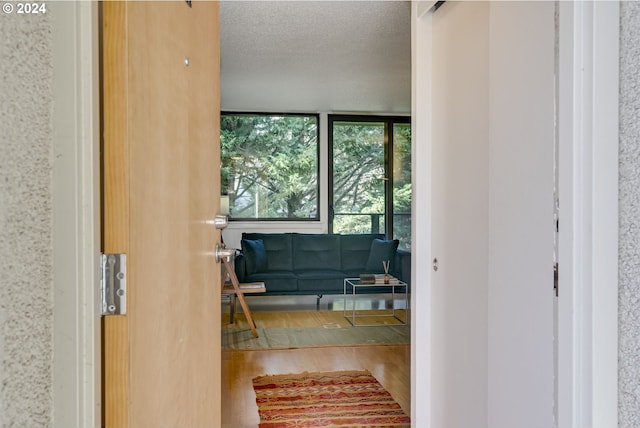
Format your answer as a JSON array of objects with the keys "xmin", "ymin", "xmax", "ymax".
[
  {"xmin": 296, "ymin": 269, "xmax": 345, "ymax": 280},
  {"xmin": 242, "ymin": 233, "xmax": 293, "ymax": 271},
  {"xmin": 340, "ymin": 234, "xmax": 384, "ymax": 271},
  {"xmin": 296, "ymin": 270, "xmax": 345, "ymax": 293},
  {"xmin": 245, "ymin": 271, "xmax": 298, "ymax": 292},
  {"xmin": 365, "ymin": 238, "xmax": 400, "ymax": 272},
  {"xmin": 292, "ymin": 234, "xmax": 341, "ymax": 271},
  {"xmin": 241, "ymin": 239, "xmax": 268, "ymax": 274}
]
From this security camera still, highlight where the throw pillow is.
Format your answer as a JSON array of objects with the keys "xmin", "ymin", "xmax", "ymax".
[
  {"xmin": 365, "ymin": 238, "xmax": 399, "ymax": 272},
  {"xmin": 241, "ymin": 239, "xmax": 268, "ymax": 274}
]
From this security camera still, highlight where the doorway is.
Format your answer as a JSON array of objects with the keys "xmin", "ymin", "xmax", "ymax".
[{"xmin": 52, "ymin": 1, "xmax": 620, "ymax": 427}]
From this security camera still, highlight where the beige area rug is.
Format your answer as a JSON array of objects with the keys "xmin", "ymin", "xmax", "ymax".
[{"xmin": 222, "ymin": 310, "xmax": 410, "ymax": 350}]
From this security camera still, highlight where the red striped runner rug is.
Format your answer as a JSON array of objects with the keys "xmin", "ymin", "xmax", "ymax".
[{"xmin": 252, "ymin": 370, "xmax": 410, "ymax": 427}]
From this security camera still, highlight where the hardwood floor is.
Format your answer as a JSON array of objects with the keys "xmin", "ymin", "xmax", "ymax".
[
  {"xmin": 220, "ymin": 295, "xmax": 411, "ymax": 427},
  {"xmin": 221, "ymin": 345, "xmax": 410, "ymax": 427}
]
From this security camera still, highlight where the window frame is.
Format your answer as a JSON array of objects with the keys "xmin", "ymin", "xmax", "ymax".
[
  {"xmin": 327, "ymin": 114, "xmax": 411, "ymax": 240},
  {"xmin": 220, "ymin": 111, "xmax": 321, "ymax": 222}
]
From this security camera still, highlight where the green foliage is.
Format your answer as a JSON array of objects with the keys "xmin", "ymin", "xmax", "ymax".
[
  {"xmin": 331, "ymin": 121, "xmax": 412, "ymax": 250},
  {"xmin": 392, "ymin": 124, "xmax": 412, "ymax": 250},
  {"xmin": 221, "ymin": 114, "xmax": 318, "ymax": 219},
  {"xmin": 332, "ymin": 122, "xmax": 385, "ymax": 217}
]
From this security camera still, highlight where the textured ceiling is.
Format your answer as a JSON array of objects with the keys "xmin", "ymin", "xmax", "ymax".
[{"xmin": 220, "ymin": 1, "xmax": 411, "ymax": 113}]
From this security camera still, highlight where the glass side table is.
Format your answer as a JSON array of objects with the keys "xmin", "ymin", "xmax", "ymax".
[{"xmin": 343, "ymin": 277, "xmax": 409, "ymax": 326}]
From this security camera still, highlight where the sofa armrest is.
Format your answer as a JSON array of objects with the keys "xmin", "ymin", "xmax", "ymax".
[{"xmin": 394, "ymin": 249, "xmax": 411, "ymax": 285}]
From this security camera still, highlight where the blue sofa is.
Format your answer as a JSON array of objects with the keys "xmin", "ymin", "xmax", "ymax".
[{"xmin": 234, "ymin": 232, "xmax": 411, "ymax": 296}]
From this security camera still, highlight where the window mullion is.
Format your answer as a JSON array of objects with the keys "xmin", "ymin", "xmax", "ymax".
[{"xmin": 385, "ymin": 119, "xmax": 394, "ymax": 240}]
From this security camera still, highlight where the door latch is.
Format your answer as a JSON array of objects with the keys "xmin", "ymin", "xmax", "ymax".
[{"xmin": 215, "ymin": 243, "xmax": 236, "ymax": 263}]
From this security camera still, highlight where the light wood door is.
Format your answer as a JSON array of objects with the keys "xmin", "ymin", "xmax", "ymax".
[{"xmin": 102, "ymin": 2, "xmax": 221, "ymax": 427}]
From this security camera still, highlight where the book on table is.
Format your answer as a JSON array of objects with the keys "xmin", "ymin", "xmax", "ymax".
[
  {"xmin": 358, "ymin": 274, "xmax": 400, "ymax": 285},
  {"xmin": 239, "ymin": 282, "xmax": 265, "ymax": 289},
  {"xmin": 222, "ymin": 281, "xmax": 266, "ymax": 294}
]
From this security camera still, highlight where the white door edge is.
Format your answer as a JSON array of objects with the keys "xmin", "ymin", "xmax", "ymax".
[{"xmin": 410, "ymin": 2, "xmax": 433, "ymax": 426}]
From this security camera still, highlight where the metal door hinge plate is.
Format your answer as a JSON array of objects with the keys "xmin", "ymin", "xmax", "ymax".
[{"xmin": 101, "ymin": 253, "xmax": 127, "ymax": 315}]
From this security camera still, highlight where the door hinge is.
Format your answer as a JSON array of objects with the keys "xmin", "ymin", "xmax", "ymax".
[{"xmin": 100, "ymin": 253, "xmax": 127, "ymax": 316}]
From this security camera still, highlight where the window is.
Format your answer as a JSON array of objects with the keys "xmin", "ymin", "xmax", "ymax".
[
  {"xmin": 392, "ymin": 123, "xmax": 412, "ymax": 250},
  {"xmin": 220, "ymin": 113, "xmax": 319, "ymax": 220},
  {"xmin": 329, "ymin": 115, "xmax": 411, "ymax": 250}
]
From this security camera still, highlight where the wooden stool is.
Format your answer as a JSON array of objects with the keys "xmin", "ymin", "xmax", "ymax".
[
  {"xmin": 221, "ymin": 257, "xmax": 264, "ymax": 338},
  {"xmin": 222, "ymin": 281, "xmax": 265, "ymax": 324}
]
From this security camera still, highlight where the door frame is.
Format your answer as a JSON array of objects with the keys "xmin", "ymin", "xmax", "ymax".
[
  {"xmin": 51, "ymin": 2, "xmax": 101, "ymax": 427},
  {"xmin": 557, "ymin": 2, "xmax": 619, "ymax": 427},
  {"xmin": 55, "ymin": 1, "xmax": 620, "ymax": 427},
  {"xmin": 411, "ymin": 1, "xmax": 619, "ymax": 427}
]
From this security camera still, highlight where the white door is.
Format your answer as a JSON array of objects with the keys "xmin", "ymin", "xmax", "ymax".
[
  {"xmin": 430, "ymin": 2, "xmax": 491, "ymax": 426},
  {"xmin": 486, "ymin": 3, "xmax": 555, "ymax": 427},
  {"xmin": 428, "ymin": 2, "xmax": 555, "ymax": 427}
]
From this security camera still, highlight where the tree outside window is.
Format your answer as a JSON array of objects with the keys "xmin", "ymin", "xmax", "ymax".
[
  {"xmin": 221, "ymin": 113, "xmax": 412, "ymax": 251},
  {"xmin": 221, "ymin": 113, "xmax": 319, "ymax": 220},
  {"xmin": 329, "ymin": 116, "xmax": 412, "ymax": 251}
]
